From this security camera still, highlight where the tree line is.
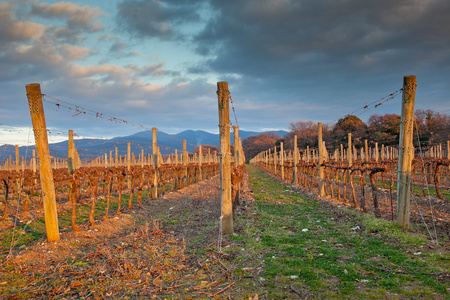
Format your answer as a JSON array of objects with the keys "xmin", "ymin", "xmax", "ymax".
[{"xmin": 243, "ymin": 109, "xmax": 450, "ymax": 160}]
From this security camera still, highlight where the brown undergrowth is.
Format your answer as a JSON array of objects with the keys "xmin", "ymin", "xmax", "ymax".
[{"xmin": 0, "ymin": 175, "xmax": 254, "ymax": 299}]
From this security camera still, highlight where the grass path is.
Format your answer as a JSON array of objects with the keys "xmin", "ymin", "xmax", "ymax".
[{"xmin": 226, "ymin": 165, "xmax": 449, "ymax": 299}]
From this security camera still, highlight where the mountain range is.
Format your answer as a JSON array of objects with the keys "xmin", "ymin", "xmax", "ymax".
[{"xmin": 0, "ymin": 129, "xmax": 287, "ymax": 162}]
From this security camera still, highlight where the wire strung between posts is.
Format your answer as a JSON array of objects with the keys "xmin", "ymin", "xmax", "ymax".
[
  {"xmin": 229, "ymin": 96, "xmax": 240, "ymax": 128},
  {"xmin": 413, "ymin": 122, "xmax": 439, "ymax": 245},
  {"xmin": 43, "ymin": 94, "xmax": 150, "ymax": 130},
  {"xmin": 326, "ymin": 88, "xmax": 403, "ymax": 127},
  {"xmin": 5, "ymin": 127, "xmax": 36, "ymax": 262}
]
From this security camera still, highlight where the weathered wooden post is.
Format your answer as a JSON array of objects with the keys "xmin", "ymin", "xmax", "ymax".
[
  {"xmin": 348, "ymin": 133, "xmax": 352, "ymax": 168},
  {"xmin": 32, "ymin": 150, "xmax": 36, "ymax": 173},
  {"xmin": 239, "ymin": 137, "xmax": 245, "ymax": 165},
  {"xmin": 375, "ymin": 143, "xmax": 379, "ymax": 163},
  {"xmin": 397, "ymin": 75, "xmax": 417, "ymax": 230},
  {"xmin": 318, "ymin": 122, "xmax": 325, "ymax": 197},
  {"xmin": 447, "ymin": 141, "xmax": 450, "ymax": 160},
  {"xmin": 233, "ymin": 126, "xmax": 239, "ymax": 167},
  {"xmin": 306, "ymin": 146, "xmax": 310, "ymax": 163},
  {"xmin": 113, "ymin": 147, "xmax": 118, "ymax": 167},
  {"xmin": 217, "ymin": 81, "xmax": 233, "ymax": 234},
  {"xmin": 15, "ymin": 145, "xmax": 19, "ymax": 172},
  {"xmin": 281, "ymin": 142, "xmax": 285, "ymax": 180},
  {"xmin": 294, "ymin": 135, "xmax": 298, "ymax": 184},
  {"xmin": 199, "ymin": 144, "xmax": 203, "ymax": 180},
  {"xmin": 127, "ymin": 142, "xmax": 131, "ymax": 189},
  {"xmin": 26, "ymin": 83, "xmax": 59, "ymax": 242},
  {"xmin": 183, "ymin": 140, "xmax": 188, "ymax": 185},
  {"xmin": 152, "ymin": 128, "xmax": 158, "ymax": 199}
]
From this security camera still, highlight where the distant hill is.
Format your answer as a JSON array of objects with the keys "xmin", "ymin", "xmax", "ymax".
[{"xmin": 0, "ymin": 129, "xmax": 288, "ymax": 163}]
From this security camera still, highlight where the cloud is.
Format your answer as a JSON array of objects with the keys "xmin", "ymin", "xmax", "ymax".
[
  {"xmin": 193, "ymin": 0, "xmax": 450, "ymax": 78},
  {"xmin": 0, "ymin": 2, "xmax": 44, "ymax": 43},
  {"xmin": 116, "ymin": 0, "xmax": 203, "ymax": 40},
  {"xmin": 30, "ymin": 1, "xmax": 104, "ymax": 32},
  {"xmin": 130, "ymin": 62, "xmax": 181, "ymax": 77}
]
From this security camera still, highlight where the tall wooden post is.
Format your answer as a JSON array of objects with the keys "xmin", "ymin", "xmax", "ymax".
[
  {"xmin": 32, "ymin": 150, "xmax": 36, "ymax": 173},
  {"xmin": 364, "ymin": 140, "xmax": 368, "ymax": 162},
  {"xmin": 183, "ymin": 140, "xmax": 188, "ymax": 184},
  {"xmin": 397, "ymin": 75, "xmax": 417, "ymax": 229},
  {"xmin": 233, "ymin": 126, "xmax": 239, "ymax": 167},
  {"xmin": 114, "ymin": 146, "xmax": 118, "ymax": 167},
  {"xmin": 152, "ymin": 128, "xmax": 158, "ymax": 199},
  {"xmin": 375, "ymin": 143, "xmax": 379, "ymax": 162},
  {"xmin": 306, "ymin": 146, "xmax": 310, "ymax": 163},
  {"xmin": 199, "ymin": 144, "xmax": 203, "ymax": 180},
  {"xmin": 294, "ymin": 135, "xmax": 298, "ymax": 184},
  {"xmin": 318, "ymin": 122, "xmax": 325, "ymax": 197},
  {"xmin": 26, "ymin": 83, "xmax": 59, "ymax": 242},
  {"xmin": 348, "ymin": 133, "xmax": 352, "ymax": 168},
  {"xmin": 447, "ymin": 141, "xmax": 450, "ymax": 160},
  {"xmin": 67, "ymin": 130, "xmax": 74, "ymax": 172},
  {"xmin": 217, "ymin": 81, "xmax": 233, "ymax": 234},
  {"xmin": 127, "ymin": 142, "xmax": 131, "ymax": 189},
  {"xmin": 280, "ymin": 142, "xmax": 285, "ymax": 180},
  {"xmin": 273, "ymin": 146, "xmax": 277, "ymax": 175},
  {"xmin": 15, "ymin": 145, "xmax": 19, "ymax": 172}
]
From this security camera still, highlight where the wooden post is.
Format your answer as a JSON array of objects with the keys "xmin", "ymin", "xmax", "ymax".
[
  {"xmin": 127, "ymin": 142, "xmax": 131, "ymax": 189},
  {"xmin": 447, "ymin": 141, "xmax": 450, "ymax": 160},
  {"xmin": 26, "ymin": 83, "xmax": 59, "ymax": 242},
  {"xmin": 32, "ymin": 150, "xmax": 36, "ymax": 173},
  {"xmin": 183, "ymin": 140, "xmax": 187, "ymax": 184},
  {"xmin": 397, "ymin": 75, "xmax": 417, "ymax": 229},
  {"xmin": 280, "ymin": 142, "xmax": 285, "ymax": 180},
  {"xmin": 15, "ymin": 145, "xmax": 19, "ymax": 172},
  {"xmin": 364, "ymin": 140, "xmax": 368, "ymax": 162},
  {"xmin": 152, "ymin": 128, "xmax": 158, "ymax": 199},
  {"xmin": 238, "ymin": 137, "xmax": 245, "ymax": 165},
  {"xmin": 217, "ymin": 81, "xmax": 233, "ymax": 234},
  {"xmin": 233, "ymin": 126, "xmax": 239, "ymax": 167},
  {"xmin": 115, "ymin": 146, "xmax": 118, "ymax": 168},
  {"xmin": 348, "ymin": 133, "xmax": 352, "ymax": 168},
  {"xmin": 318, "ymin": 122, "xmax": 325, "ymax": 197},
  {"xmin": 199, "ymin": 144, "xmax": 203, "ymax": 180},
  {"xmin": 294, "ymin": 135, "xmax": 298, "ymax": 184},
  {"xmin": 375, "ymin": 143, "xmax": 379, "ymax": 162}
]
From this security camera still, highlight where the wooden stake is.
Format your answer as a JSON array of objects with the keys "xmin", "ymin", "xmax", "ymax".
[
  {"xmin": 233, "ymin": 126, "xmax": 239, "ymax": 167},
  {"xmin": 397, "ymin": 75, "xmax": 417, "ymax": 230},
  {"xmin": 348, "ymin": 133, "xmax": 352, "ymax": 168},
  {"xmin": 217, "ymin": 81, "xmax": 233, "ymax": 234},
  {"xmin": 152, "ymin": 128, "xmax": 158, "ymax": 199},
  {"xmin": 318, "ymin": 122, "xmax": 325, "ymax": 197},
  {"xmin": 67, "ymin": 130, "xmax": 74, "ymax": 172},
  {"xmin": 15, "ymin": 145, "xmax": 19, "ymax": 172},
  {"xmin": 294, "ymin": 135, "xmax": 298, "ymax": 184},
  {"xmin": 280, "ymin": 142, "xmax": 285, "ymax": 180},
  {"xmin": 26, "ymin": 83, "xmax": 59, "ymax": 242}
]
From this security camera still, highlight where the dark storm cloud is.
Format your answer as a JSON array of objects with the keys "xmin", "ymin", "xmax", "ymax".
[
  {"xmin": 116, "ymin": 0, "xmax": 203, "ymax": 40},
  {"xmin": 195, "ymin": 0, "xmax": 450, "ymax": 78}
]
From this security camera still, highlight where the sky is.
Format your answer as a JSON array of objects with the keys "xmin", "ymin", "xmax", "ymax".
[{"xmin": 1, "ymin": 0, "xmax": 449, "ymax": 146}]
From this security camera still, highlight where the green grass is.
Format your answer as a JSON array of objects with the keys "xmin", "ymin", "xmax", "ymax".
[{"xmin": 226, "ymin": 165, "xmax": 449, "ymax": 299}]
